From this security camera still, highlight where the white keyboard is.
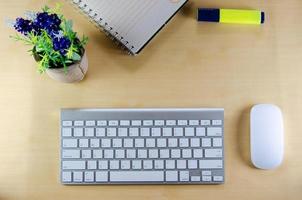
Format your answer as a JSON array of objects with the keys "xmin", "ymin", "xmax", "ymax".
[{"xmin": 61, "ymin": 108, "xmax": 224, "ymax": 184}]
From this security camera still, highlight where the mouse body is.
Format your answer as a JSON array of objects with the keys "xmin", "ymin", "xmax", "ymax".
[{"xmin": 250, "ymin": 104, "xmax": 284, "ymax": 170}]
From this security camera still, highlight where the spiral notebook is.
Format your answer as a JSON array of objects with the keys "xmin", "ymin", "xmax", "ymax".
[{"xmin": 71, "ymin": 0, "xmax": 188, "ymax": 55}]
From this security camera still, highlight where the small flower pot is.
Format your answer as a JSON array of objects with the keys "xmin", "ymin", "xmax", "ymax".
[{"xmin": 45, "ymin": 51, "xmax": 88, "ymax": 83}]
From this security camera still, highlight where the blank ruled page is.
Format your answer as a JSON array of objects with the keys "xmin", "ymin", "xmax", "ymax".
[{"xmin": 73, "ymin": 0, "xmax": 187, "ymax": 54}]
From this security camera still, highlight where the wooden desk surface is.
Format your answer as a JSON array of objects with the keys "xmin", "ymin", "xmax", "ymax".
[{"xmin": 1, "ymin": 0, "xmax": 302, "ymax": 199}]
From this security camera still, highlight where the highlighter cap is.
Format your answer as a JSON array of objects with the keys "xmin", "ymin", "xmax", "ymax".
[{"xmin": 197, "ymin": 8, "xmax": 265, "ymax": 24}]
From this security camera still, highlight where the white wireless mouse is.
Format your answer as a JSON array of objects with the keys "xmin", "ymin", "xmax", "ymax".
[{"xmin": 250, "ymin": 104, "xmax": 284, "ymax": 170}]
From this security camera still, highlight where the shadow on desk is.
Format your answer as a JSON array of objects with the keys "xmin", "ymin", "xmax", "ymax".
[{"xmin": 237, "ymin": 106, "xmax": 254, "ymax": 168}]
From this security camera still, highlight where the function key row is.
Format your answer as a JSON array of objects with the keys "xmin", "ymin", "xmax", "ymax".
[
  {"xmin": 62, "ymin": 120, "xmax": 223, "ymax": 127},
  {"xmin": 62, "ymin": 127, "xmax": 222, "ymax": 137}
]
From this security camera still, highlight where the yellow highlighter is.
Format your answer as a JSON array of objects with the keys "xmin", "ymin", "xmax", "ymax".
[{"xmin": 197, "ymin": 8, "xmax": 265, "ymax": 25}]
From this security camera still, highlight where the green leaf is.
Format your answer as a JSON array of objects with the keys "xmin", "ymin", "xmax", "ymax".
[{"xmin": 72, "ymin": 52, "xmax": 81, "ymax": 61}]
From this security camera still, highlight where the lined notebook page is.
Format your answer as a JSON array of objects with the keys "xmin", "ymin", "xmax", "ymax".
[{"xmin": 74, "ymin": 0, "xmax": 187, "ymax": 54}]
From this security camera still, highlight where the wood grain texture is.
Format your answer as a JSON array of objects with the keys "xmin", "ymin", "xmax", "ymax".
[{"xmin": 0, "ymin": 0, "xmax": 301, "ymax": 199}]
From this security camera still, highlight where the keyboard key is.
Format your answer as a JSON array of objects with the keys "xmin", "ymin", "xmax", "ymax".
[
  {"xmin": 143, "ymin": 160, "xmax": 153, "ymax": 169},
  {"xmin": 213, "ymin": 138, "xmax": 223, "ymax": 147},
  {"xmin": 110, "ymin": 160, "xmax": 120, "ymax": 169},
  {"xmin": 79, "ymin": 139, "xmax": 88, "ymax": 147},
  {"xmin": 191, "ymin": 176, "xmax": 201, "ymax": 181},
  {"xmin": 174, "ymin": 127, "xmax": 183, "ymax": 136},
  {"xmin": 165, "ymin": 160, "xmax": 175, "ymax": 169},
  {"xmin": 184, "ymin": 127, "xmax": 194, "ymax": 136},
  {"xmin": 179, "ymin": 138, "xmax": 189, "ymax": 147},
  {"xmin": 121, "ymin": 160, "xmax": 131, "ymax": 169},
  {"xmin": 62, "ymin": 150, "xmax": 80, "ymax": 158},
  {"xmin": 132, "ymin": 120, "xmax": 141, "ymax": 126},
  {"xmin": 62, "ymin": 128, "xmax": 72, "ymax": 137},
  {"xmin": 151, "ymin": 128, "xmax": 161, "ymax": 136},
  {"xmin": 168, "ymin": 138, "xmax": 178, "ymax": 147},
  {"xmin": 115, "ymin": 149, "xmax": 125, "ymax": 158},
  {"xmin": 180, "ymin": 171, "xmax": 190, "ymax": 181},
  {"xmin": 143, "ymin": 120, "xmax": 153, "ymax": 126},
  {"xmin": 193, "ymin": 149, "xmax": 203, "ymax": 158},
  {"xmin": 199, "ymin": 160, "xmax": 223, "ymax": 169},
  {"xmin": 112, "ymin": 139, "xmax": 122, "ymax": 148},
  {"xmin": 162, "ymin": 128, "xmax": 172, "ymax": 136},
  {"xmin": 140, "ymin": 128, "xmax": 150, "ymax": 136},
  {"xmin": 146, "ymin": 138, "xmax": 155, "ymax": 147},
  {"xmin": 202, "ymin": 171, "xmax": 212, "ymax": 176},
  {"xmin": 154, "ymin": 120, "xmax": 164, "ymax": 126},
  {"xmin": 101, "ymin": 139, "xmax": 111, "ymax": 148},
  {"xmin": 202, "ymin": 176, "xmax": 212, "ymax": 182},
  {"xmin": 93, "ymin": 150, "xmax": 102, "ymax": 158},
  {"xmin": 87, "ymin": 160, "xmax": 97, "ymax": 169},
  {"xmin": 212, "ymin": 120, "xmax": 222, "ymax": 125},
  {"xmin": 86, "ymin": 120, "xmax": 95, "ymax": 126},
  {"xmin": 120, "ymin": 120, "xmax": 130, "ymax": 126},
  {"xmin": 202, "ymin": 138, "xmax": 211, "ymax": 147},
  {"xmin": 118, "ymin": 128, "xmax": 128, "ymax": 137},
  {"xmin": 177, "ymin": 120, "xmax": 187, "ymax": 126},
  {"xmin": 90, "ymin": 139, "xmax": 100, "ymax": 148},
  {"xmin": 188, "ymin": 160, "xmax": 198, "ymax": 169},
  {"xmin": 182, "ymin": 149, "xmax": 192, "ymax": 158},
  {"xmin": 97, "ymin": 120, "xmax": 107, "ymax": 126},
  {"xmin": 213, "ymin": 176, "xmax": 224, "ymax": 181},
  {"xmin": 177, "ymin": 160, "xmax": 187, "ymax": 169},
  {"xmin": 154, "ymin": 160, "xmax": 164, "ymax": 169},
  {"xmin": 159, "ymin": 149, "xmax": 169, "ymax": 158},
  {"xmin": 96, "ymin": 171, "xmax": 108, "ymax": 182},
  {"xmin": 166, "ymin": 171, "xmax": 178, "ymax": 181},
  {"xmin": 129, "ymin": 128, "xmax": 139, "ymax": 136},
  {"xmin": 62, "ymin": 121, "xmax": 72, "ymax": 126},
  {"xmin": 98, "ymin": 160, "xmax": 108, "ymax": 169},
  {"xmin": 149, "ymin": 149, "xmax": 159, "ymax": 158},
  {"xmin": 82, "ymin": 150, "xmax": 91, "ymax": 158},
  {"xmin": 132, "ymin": 160, "xmax": 142, "ymax": 169},
  {"xmin": 63, "ymin": 139, "xmax": 77, "ymax": 148},
  {"xmin": 74, "ymin": 120, "xmax": 84, "ymax": 126},
  {"xmin": 124, "ymin": 138, "xmax": 133, "ymax": 147},
  {"xmin": 196, "ymin": 127, "xmax": 206, "ymax": 136},
  {"xmin": 73, "ymin": 171, "xmax": 83, "ymax": 182},
  {"xmin": 157, "ymin": 138, "xmax": 167, "ymax": 147},
  {"xmin": 84, "ymin": 128, "xmax": 94, "ymax": 137},
  {"xmin": 96, "ymin": 128, "xmax": 105, "ymax": 137},
  {"xmin": 126, "ymin": 149, "xmax": 136, "ymax": 158},
  {"xmin": 62, "ymin": 161, "xmax": 85, "ymax": 170},
  {"xmin": 84, "ymin": 171, "xmax": 94, "ymax": 182},
  {"xmin": 109, "ymin": 120, "xmax": 118, "ymax": 126},
  {"xmin": 166, "ymin": 120, "xmax": 176, "ymax": 126},
  {"xmin": 107, "ymin": 128, "xmax": 117, "ymax": 137},
  {"xmin": 135, "ymin": 138, "xmax": 144, "ymax": 147},
  {"xmin": 74, "ymin": 128, "xmax": 84, "ymax": 137},
  {"xmin": 205, "ymin": 149, "xmax": 223, "ymax": 158},
  {"xmin": 189, "ymin": 120, "xmax": 199, "ymax": 125},
  {"xmin": 200, "ymin": 120, "xmax": 210, "ymax": 126},
  {"xmin": 62, "ymin": 171, "xmax": 72, "ymax": 182},
  {"xmin": 207, "ymin": 127, "xmax": 222, "ymax": 136},
  {"xmin": 110, "ymin": 171, "xmax": 164, "ymax": 182},
  {"xmin": 171, "ymin": 149, "xmax": 181, "ymax": 158},
  {"xmin": 138, "ymin": 149, "xmax": 147, "ymax": 158},
  {"xmin": 104, "ymin": 150, "xmax": 114, "ymax": 158},
  {"xmin": 191, "ymin": 138, "xmax": 200, "ymax": 147}
]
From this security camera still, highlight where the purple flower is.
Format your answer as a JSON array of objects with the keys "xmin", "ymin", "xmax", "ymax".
[
  {"xmin": 53, "ymin": 37, "xmax": 71, "ymax": 55},
  {"xmin": 14, "ymin": 18, "xmax": 33, "ymax": 35},
  {"xmin": 33, "ymin": 12, "xmax": 61, "ymax": 34}
]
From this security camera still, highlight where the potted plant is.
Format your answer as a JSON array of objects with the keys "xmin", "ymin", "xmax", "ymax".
[{"xmin": 9, "ymin": 5, "xmax": 88, "ymax": 83}]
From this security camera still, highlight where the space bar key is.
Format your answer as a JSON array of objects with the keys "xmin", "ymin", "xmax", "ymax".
[{"xmin": 110, "ymin": 171, "xmax": 164, "ymax": 182}]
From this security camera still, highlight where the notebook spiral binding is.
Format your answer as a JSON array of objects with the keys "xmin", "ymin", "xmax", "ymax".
[{"xmin": 69, "ymin": 0, "xmax": 135, "ymax": 55}]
